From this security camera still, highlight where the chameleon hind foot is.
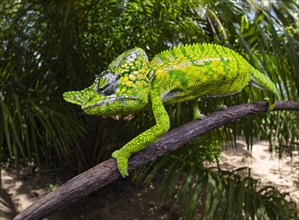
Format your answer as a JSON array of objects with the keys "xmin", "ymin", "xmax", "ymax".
[
  {"xmin": 216, "ymin": 104, "xmax": 227, "ymax": 111},
  {"xmin": 112, "ymin": 150, "xmax": 129, "ymax": 177},
  {"xmin": 215, "ymin": 97, "xmax": 227, "ymax": 111},
  {"xmin": 197, "ymin": 114, "xmax": 206, "ymax": 120},
  {"xmin": 264, "ymin": 97, "xmax": 275, "ymax": 112},
  {"xmin": 191, "ymin": 100, "xmax": 205, "ymax": 120}
]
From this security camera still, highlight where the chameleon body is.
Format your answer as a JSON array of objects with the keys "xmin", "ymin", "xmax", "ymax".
[{"xmin": 63, "ymin": 44, "xmax": 279, "ymax": 177}]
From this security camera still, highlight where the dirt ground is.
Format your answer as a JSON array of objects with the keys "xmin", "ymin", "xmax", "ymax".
[{"xmin": 1, "ymin": 139, "xmax": 298, "ymax": 220}]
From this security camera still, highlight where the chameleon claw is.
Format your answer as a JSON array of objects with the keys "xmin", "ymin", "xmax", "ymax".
[{"xmin": 112, "ymin": 150, "xmax": 129, "ymax": 177}]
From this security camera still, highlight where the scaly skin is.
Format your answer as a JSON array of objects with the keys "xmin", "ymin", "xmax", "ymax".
[{"xmin": 63, "ymin": 43, "xmax": 280, "ymax": 177}]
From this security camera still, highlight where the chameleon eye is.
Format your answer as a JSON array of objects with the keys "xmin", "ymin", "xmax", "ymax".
[{"xmin": 95, "ymin": 71, "xmax": 119, "ymax": 96}]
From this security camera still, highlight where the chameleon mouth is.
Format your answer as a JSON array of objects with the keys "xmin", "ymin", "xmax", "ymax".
[{"xmin": 82, "ymin": 96, "xmax": 139, "ymax": 110}]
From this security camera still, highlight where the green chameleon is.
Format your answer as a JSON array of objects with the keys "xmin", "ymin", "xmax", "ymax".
[{"xmin": 63, "ymin": 43, "xmax": 279, "ymax": 177}]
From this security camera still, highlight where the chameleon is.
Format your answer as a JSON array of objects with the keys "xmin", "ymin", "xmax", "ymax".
[{"xmin": 63, "ymin": 43, "xmax": 280, "ymax": 177}]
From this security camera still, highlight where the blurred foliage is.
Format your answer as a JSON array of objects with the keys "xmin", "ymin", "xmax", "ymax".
[
  {"xmin": 0, "ymin": 0, "xmax": 298, "ymax": 218},
  {"xmin": 134, "ymin": 150, "xmax": 298, "ymax": 219}
]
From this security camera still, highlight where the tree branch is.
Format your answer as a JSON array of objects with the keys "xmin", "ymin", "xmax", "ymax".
[{"xmin": 13, "ymin": 100, "xmax": 299, "ymax": 220}]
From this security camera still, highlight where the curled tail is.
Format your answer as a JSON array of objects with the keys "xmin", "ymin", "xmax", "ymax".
[{"xmin": 250, "ymin": 67, "xmax": 280, "ymax": 111}]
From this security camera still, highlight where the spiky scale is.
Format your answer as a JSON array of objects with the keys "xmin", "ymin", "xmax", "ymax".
[{"xmin": 63, "ymin": 43, "xmax": 280, "ymax": 177}]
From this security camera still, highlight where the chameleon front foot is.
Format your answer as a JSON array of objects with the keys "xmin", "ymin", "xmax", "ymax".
[{"xmin": 112, "ymin": 150, "xmax": 129, "ymax": 177}]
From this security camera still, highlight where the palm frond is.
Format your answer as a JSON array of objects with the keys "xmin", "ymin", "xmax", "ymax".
[{"xmin": 135, "ymin": 153, "xmax": 298, "ymax": 219}]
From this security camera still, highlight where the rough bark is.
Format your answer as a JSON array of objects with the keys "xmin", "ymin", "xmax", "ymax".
[{"xmin": 13, "ymin": 100, "xmax": 299, "ymax": 220}]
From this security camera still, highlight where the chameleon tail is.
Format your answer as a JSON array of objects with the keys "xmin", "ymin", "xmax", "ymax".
[
  {"xmin": 250, "ymin": 68, "xmax": 281, "ymax": 151},
  {"xmin": 249, "ymin": 67, "xmax": 280, "ymax": 111}
]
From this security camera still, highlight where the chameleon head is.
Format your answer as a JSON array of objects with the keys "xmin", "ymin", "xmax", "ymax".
[{"xmin": 63, "ymin": 48, "xmax": 150, "ymax": 116}]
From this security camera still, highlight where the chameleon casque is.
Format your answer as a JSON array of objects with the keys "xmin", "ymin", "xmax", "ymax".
[{"xmin": 63, "ymin": 43, "xmax": 279, "ymax": 177}]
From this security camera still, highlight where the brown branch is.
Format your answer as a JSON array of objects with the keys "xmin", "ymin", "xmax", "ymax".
[{"xmin": 13, "ymin": 100, "xmax": 299, "ymax": 220}]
